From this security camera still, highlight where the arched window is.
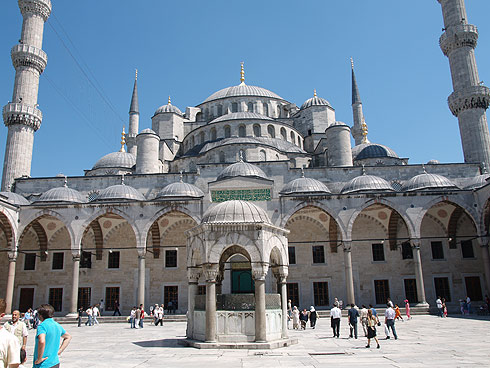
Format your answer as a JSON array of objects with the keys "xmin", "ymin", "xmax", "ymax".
[
  {"xmin": 195, "ymin": 112, "xmax": 202, "ymax": 121},
  {"xmin": 224, "ymin": 125, "xmax": 231, "ymax": 138},
  {"xmin": 239, "ymin": 125, "xmax": 246, "ymax": 137},
  {"xmin": 253, "ymin": 124, "xmax": 261, "ymax": 137},
  {"xmin": 280, "ymin": 127, "xmax": 287, "ymax": 140},
  {"xmin": 247, "ymin": 102, "xmax": 254, "ymax": 112},
  {"xmin": 267, "ymin": 125, "xmax": 275, "ymax": 138},
  {"xmin": 263, "ymin": 103, "xmax": 269, "ymax": 116},
  {"xmin": 290, "ymin": 131, "xmax": 295, "ymax": 143},
  {"xmin": 211, "ymin": 127, "xmax": 217, "ymax": 140},
  {"xmin": 219, "ymin": 151, "xmax": 225, "ymax": 163},
  {"xmin": 297, "ymin": 136, "xmax": 301, "ymax": 146},
  {"xmin": 199, "ymin": 131, "xmax": 205, "ymax": 144},
  {"xmin": 259, "ymin": 149, "xmax": 266, "ymax": 161},
  {"xmin": 232, "ymin": 102, "xmax": 238, "ymax": 113},
  {"xmin": 217, "ymin": 104, "xmax": 223, "ymax": 116}
]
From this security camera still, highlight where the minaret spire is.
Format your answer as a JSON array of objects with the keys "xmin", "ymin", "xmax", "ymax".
[
  {"xmin": 126, "ymin": 70, "xmax": 139, "ymax": 156},
  {"xmin": 351, "ymin": 58, "xmax": 361, "ymax": 105},
  {"xmin": 350, "ymin": 58, "xmax": 366, "ymax": 146},
  {"xmin": 240, "ymin": 62, "xmax": 245, "ymax": 84}
]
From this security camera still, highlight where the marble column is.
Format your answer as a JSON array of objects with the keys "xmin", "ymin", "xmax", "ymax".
[
  {"xmin": 253, "ymin": 268, "xmax": 267, "ymax": 343},
  {"xmin": 478, "ymin": 237, "xmax": 490, "ymax": 293},
  {"xmin": 204, "ymin": 264, "xmax": 219, "ymax": 343},
  {"xmin": 412, "ymin": 239, "xmax": 428, "ymax": 305},
  {"xmin": 137, "ymin": 255, "xmax": 146, "ymax": 307},
  {"xmin": 5, "ymin": 252, "xmax": 17, "ymax": 314},
  {"xmin": 67, "ymin": 254, "xmax": 80, "ymax": 317},
  {"xmin": 278, "ymin": 274, "xmax": 288, "ymax": 339},
  {"xmin": 186, "ymin": 268, "xmax": 200, "ymax": 339},
  {"xmin": 343, "ymin": 241, "xmax": 355, "ymax": 305}
]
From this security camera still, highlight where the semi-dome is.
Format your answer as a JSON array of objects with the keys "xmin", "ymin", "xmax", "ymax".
[
  {"xmin": 202, "ymin": 200, "xmax": 270, "ymax": 224},
  {"xmin": 140, "ymin": 128, "xmax": 156, "ymax": 135},
  {"xmin": 156, "ymin": 180, "xmax": 204, "ymax": 199},
  {"xmin": 280, "ymin": 174, "xmax": 331, "ymax": 195},
  {"xmin": 154, "ymin": 99, "xmax": 183, "ymax": 116},
  {"xmin": 300, "ymin": 94, "xmax": 332, "ymax": 110},
  {"xmin": 217, "ymin": 160, "xmax": 268, "ymax": 181},
  {"xmin": 342, "ymin": 174, "xmax": 394, "ymax": 194},
  {"xmin": 352, "ymin": 143, "xmax": 399, "ymax": 160},
  {"xmin": 35, "ymin": 186, "xmax": 86, "ymax": 204},
  {"xmin": 201, "ymin": 83, "xmax": 284, "ymax": 104},
  {"xmin": 93, "ymin": 151, "xmax": 136, "ymax": 170},
  {"xmin": 209, "ymin": 111, "xmax": 274, "ymax": 124},
  {"xmin": 464, "ymin": 174, "xmax": 490, "ymax": 190},
  {"xmin": 94, "ymin": 184, "xmax": 145, "ymax": 201},
  {"xmin": 402, "ymin": 172, "xmax": 458, "ymax": 191},
  {"xmin": 0, "ymin": 192, "xmax": 30, "ymax": 205}
]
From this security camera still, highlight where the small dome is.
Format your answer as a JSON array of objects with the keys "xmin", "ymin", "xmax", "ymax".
[
  {"xmin": 202, "ymin": 200, "xmax": 270, "ymax": 224},
  {"xmin": 300, "ymin": 95, "xmax": 332, "ymax": 110},
  {"xmin": 209, "ymin": 111, "xmax": 274, "ymax": 124},
  {"xmin": 0, "ymin": 192, "xmax": 30, "ymax": 205},
  {"xmin": 154, "ymin": 102, "xmax": 183, "ymax": 116},
  {"xmin": 35, "ymin": 186, "xmax": 86, "ymax": 204},
  {"xmin": 217, "ymin": 161, "xmax": 268, "ymax": 181},
  {"xmin": 342, "ymin": 174, "xmax": 394, "ymax": 194},
  {"xmin": 352, "ymin": 143, "xmax": 399, "ymax": 160},
  {"xmin": 464, "ymin": 174, "xmax": 490, "ymax": 190},
  {"xmin": 427, "ymin": 159, "xmax": 440, "ymax": 165},
  {"xmin": 402, "ymin": 173, "xmax": 458, "ymax": 191},
  {"xmin": 156, "ymin": 180, "xmax": 204, "ymax": 199},
  {"xmin": 281, "ymin": 175, "xmax": 331, "ymax": 195},
  {"xmin": 202, "ymin": 83, "xmax": 283, "ymax": 104},
  {"xmin": 94, "ymin": 184, "xmax": 145, "ymax": 201},
  {"xmin": 93, "ymin": 151, "xmax": 136, "ymax": 170},
  {"xmin": 139, "ymin": 128, "xmax": 156, "ymax": 135},
  {"xmin": 326, "ymin": 121, "xmax": 349, "ymax": 130}
]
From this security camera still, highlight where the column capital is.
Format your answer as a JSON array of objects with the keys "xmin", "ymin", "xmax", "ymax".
[
  {"xmin": 411, "ymin": 238, "xmax": 422, "ymax": 249},
  {"xmin": 272, "ymin": 265, "xmax": 288, "ymax": 282},
  {"xmin": 478, "ymin": 236, "xmax": 489, "ymax": 248},
  {"xmin": 187, "ymin": 267, "xmax": 201, "ymax": 283},
  {"xmin": 203, "ymin": 263, "xmax": 219, "ymax": 282},
  {"xmin": 138, "ymin": 254, "xmax": 146, "ymax": 260},
  {"xmin": 342, "ymin": 241, "xmax": 352, "ymax": 252},
  {"xmin": 7, "ymin": 252, "xmax": 17, "ymax": 262},
  {"xmin": 72, "ymin": 254, "xmax": 81, "ymax": 262},
  {"xmin": 252, "ymin": 265, "xmax": 269, "ymax": 281}
]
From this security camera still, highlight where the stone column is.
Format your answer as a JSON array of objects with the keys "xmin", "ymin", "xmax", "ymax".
[
  {"xmin": 278, "ymin": 271, "xmax": 288, "ymax": 339},
  {"xmin": 5, "ymin": 252, "xmax": 17, "ymax": 314},
  {"xmin": 186, "ymin": 268, "xmax": 200, "ymax": 339},
  {"xmin": 253, "ymin": 268, "xmax": 268, "ymax": 343},
  {"xmin": 67, "ymin": 253, "xmax": 80, "ymax": 317},
  {"xmin": 137, "ymin": 255, "xmax": 146, "ymax": 307},
  {"xmin": 204, "ymin": 264, "xmax": 219, "ymax": 343},
  {"xmin": 478, "ymin": 237, "xmax": 490, "ymax": 293},
  {"xmin": 412, "ymin": 239, "xmax": 428, "ymax": 305},
  {"xmin": 343, "ymin": 241, "xmax": 355, "ymax": 305}
]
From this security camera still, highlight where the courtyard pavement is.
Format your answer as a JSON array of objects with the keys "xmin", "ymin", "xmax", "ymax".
[{"xmin": 19, "ymin": 314, "xmax": 490, "ymax": 367}]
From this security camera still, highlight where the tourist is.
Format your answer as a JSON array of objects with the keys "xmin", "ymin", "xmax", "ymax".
[
  {"xmin": 33, "ymin": 304, "xmax": 71, "ymax": 368},
  {"xmin": 387, "ymin": 298, "xmax": 394, "ymax": 308},
  {"xmin": 287, "ymin": 300, "xmax": 292, "ymax": 329},
  {"xmin": 334, "ymin": 297, "xmax": 339, "ymax": 307},
  {"xmin": 23, "ymin": 309, "xmax": 32, "ymax": 329},
  {"xmin": 99, "ymin": 300, "xmax": 104, "ymax": 315},
  {"xmin": 92, "ymin": 304, "xmax": 100, "ymax": 325},
  {"xmin": 360, "ymin": 305, "xmax": 369, "ymax": 336},
  {"xmin": 4, "ymin": 310, "xmax": 28, "ymax": 350},
  {"xmin": 85, "ymin": 306, "xmax": 93, "ymax": 326},
  {"xmin": 113, "ymin": 300, "xmax": 121, "ymax": 316},
  {"xmin": 466, "ymin": 296, "xmax": 471, "ymax": 314},
  {"xmin": 32, "ymin": 309, "xmax": 39, "ymax": 329},
  {"xmin": 300, "ymin": 309, "xmax": 308, "ymax": 330},
  {"xmin": 366, "ymin": 309, "xmax": 380, "ymax": 349},
  {"xmin": 436, "ymin": 296, "xmax": 444, "ymax": 317},
  {"xmin": 442, "ymin": 298, "xmax": 448, "ymax": 318},
  {"xmin": 155, "ymin": 305, "xmax": 164, "ymax": 326},
  {"xmin": 369, "ymin": 304, "xmax": 378, "ymax": 319},
  {"xmin": 330, "ymin": 303, "xmax": 341, "ymax": 338},
  {"xmin": 0, "ymin": 298, "xmax": 21, "ymax": 368},
  {"xmin": 130, "ymin": 307, "xmax": 137, "ymax": 328},
  {"xmin": 394, "ymin": 305, "xmax": 403, "ymax": 321},
  {"xmin": 308, "ymin": 306, "xmax": 318, "ymax": 329},
  {"xmin": 385, "ymin": 303, "xmax": 398, "ymax": 340},
  {"xmin": 135, "ymin": 306, "xmax": 141, "ymax": 329},
  {"xmin": 404, "ymin": 299, "xmax": 411, "ymax": 320},
  {"xmin": 77, "ymin": 306, "xmax": 84, "ymax": 327},
  {"xmin": 348, "ymin": 304, "xmax": 359, "ymax": 339},
  {"xmin": 139, "ymin": 305, "xmax": 145, "ymax": 328},
  {"xmin": 167, "ymin": 300, "xmax": 173, "ymax": 315},
  {"xmin": 292, "ymin": 306, "xmax": 300, "ymax": 330}
]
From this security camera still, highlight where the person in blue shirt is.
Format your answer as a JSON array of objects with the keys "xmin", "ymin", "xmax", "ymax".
[
  {"xmin": 347, "ymin": 304, "xmax": 360, "ymax": 339},
  {"xmin": 33, "ymin": 304, "xmax": 71, "ymax": 368}
]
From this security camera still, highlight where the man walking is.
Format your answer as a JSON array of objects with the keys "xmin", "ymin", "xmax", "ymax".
[
  {"xmin": 4, "ymin": 310, "xmax": 28, "ymax": 351},
  {"xmin": 92, "ymin": 304, "xmax": 100, "ymax": 325},
  {"xmin": 138, "ymin": 305, "xmax": 145, "ymax": 329},
  {"xmin": 113, "ymin": 300, "xmax": 121, "ymax": 316},
  {"xmin": 330, "ymin": 303, "xmax": 342, "ymax": 338},
  {"xmin": 348, "ymin": 304, "xmax": 359, "ymax": 339},
  {"xmin": 99, "ymin": 300, "xmax": 104, "ymax": 315},
  {"xmin": 436, "ymin": 296, "xmax": 444, "ymax": 317},
  {"xmin": 385, "ymin": 304, "xmax": 398, "ymax": 340},
  {"xmin": 360, "ymin": 305, "xmax": 369, "ymax": 336},
  {"xmin": 0, "ymin": 299, "xmax": 20, "ymax": 368},
  {"xmin": 85, "ymin": 306, "xmax": 93, "ymax": 326}
]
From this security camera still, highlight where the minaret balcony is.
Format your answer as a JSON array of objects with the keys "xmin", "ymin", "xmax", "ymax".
[
  {"xmin": 11, "ymin": 44, "xmax": 47, "ymax": 74},
  {"xmin": 447, "ymin": 85, "xmax": 490, "ymax": 117},
  {"xmin": 2, "ymin": 102, "xmax": 42, "ymax": 130},
  {"xmin": 18, "ymin": 0, "xmax": 52, "ymax": 21},
  {"xmin": 439, "ymin": 24, "xmax": 478, "ymax": 56}
]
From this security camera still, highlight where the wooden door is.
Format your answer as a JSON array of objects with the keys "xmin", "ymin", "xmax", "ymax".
[{"xmin": 19, "ymin": 288, "xmax": 34, "ymax": 312}]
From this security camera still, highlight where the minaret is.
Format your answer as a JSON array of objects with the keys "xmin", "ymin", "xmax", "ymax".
[
  {"xmin": 1, "ymin": 0, "xmax": 51, "ymax": 191},
  {"xmin": 438, "ymin": 0, "xmax": 490, "ymax": 166},
  {"xmin": 126, "ymin": 69, "xmax": 139, "ymax": 156},
  {"xmin": 350, "ymin": 58, "xmax": 366, "ymax": 146}
]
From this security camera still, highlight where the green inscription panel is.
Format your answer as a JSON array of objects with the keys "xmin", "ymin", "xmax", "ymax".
[{"xmin": 211, "ymin": 188, "xmax": 271, "ymax": 202}]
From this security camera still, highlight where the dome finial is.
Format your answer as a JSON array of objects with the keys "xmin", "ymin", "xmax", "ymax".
[
  {"xmin": 63, "ymin": 175, "xmax": 68, "ymax": 188},
  {"xmin": 361, "ymin": 118, "xmax": 369, "ymax": 144},
  {"xmin": 481, "ymin": 162, "xmax": 488, "ymax": 174},
  {"xmin": 238, "ymin": 151, "xmax": 244, "ymax": 162},
  {"xmin": 135, "ymin": 68, "xmax": 138, "ymax": 81},
  {"xmin": 121, "ymin": 173, "xmax": 125, "ymax": 185},
  {"xmin": 240, "ymin": 61, "xmax": 245, "ymax": 84},
  {"xmin": 422, "ymin": 164, "xmax": 427, "ymax": 174},
  {"xmin": 361, "ymin": 163, "xmax": 366, "ymax": 175},
  {"xmin": 120, "ymin": 126, "xmax": 126, "ymax": 152},
  {"xmin": 313, "ymin": 89, "xmax": 317, "ymax": 97},
  {"xmin": 168, "ymin": 95, "xmax": 171, "ymax": 105},
  {"xmin": 300, "ymin": 167, "xmax": 305, "ymax": 178},
  {"xmin": 179, "ymin": 170, "xmax": 184, "ymax": 182}
]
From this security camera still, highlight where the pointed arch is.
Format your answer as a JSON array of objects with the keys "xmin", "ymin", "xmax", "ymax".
[{"xmin": 0, "ymin": 212, "xmax": 14, "ymax": 250}]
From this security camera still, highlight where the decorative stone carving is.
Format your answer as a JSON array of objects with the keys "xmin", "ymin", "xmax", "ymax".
[
  {"xmin": 252, "ymin": 266, "xmax": 268, "ymax": 281},
  {"xmin": 448, "ymin": 86, "xmax": 490, "ymax": 117},
  {"xmin": 203, "ymin": 264, "xmax": 219, "ymax": 282},
  {"xmin": 18, "ymin": 0, "xmax": 52, "ymax": 21},
  {"xmin": 11, "ymin": 44, "xmax": 48, "ymax": 74},
  {"xmin": 439, "ymin": 24, "xmax": 479, "ymax": 56},
  {"xmin": 187, "ymin": 267, "xmax": 201, "ymax": 283},
  {"xmin": 3, "ymin": 103, "xmax": 42, "ymax": 130},
  {"xmin": 342, "ymin": 241, "xmax": 352, "ymax": 252},
  {"xmin": 411, "ymin": 238, "xmax": 421, "ymax": 250}
]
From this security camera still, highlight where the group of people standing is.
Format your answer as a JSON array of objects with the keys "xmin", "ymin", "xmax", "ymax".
[{"xmin": 290, "ymin": 305, "xmax": 318, "ymax": 330}]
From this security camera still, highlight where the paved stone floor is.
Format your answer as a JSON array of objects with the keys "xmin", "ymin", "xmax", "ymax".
[{"xmin": 20, "ymin": 315, "xmax": 490, "ymax": 367}]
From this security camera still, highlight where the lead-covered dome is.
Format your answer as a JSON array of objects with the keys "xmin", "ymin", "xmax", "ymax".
[
  {"xmin": 94, "ymin": 184, "xmax": 145, "ymax": 201},
  {"xmin": 202, "ymin": 200, "xmax": 270, "ymax": 224},
  {"xmin": 281, "ymin": 174, "xmax": 331, "ymax": 195},
  {"xmin": 217, "ymin": 160, "xmax": 268, "ymax": 181},
  {"xmin": 352, "ymin": 143, "xmax": 399, "ymax": 160},
  {"xmin": 464, "ymin": 174, "xmax": 490, "ymax": 190},
  {"xmin": 300, "ymin": 94, "xmax": 332, "ymax": 110},
  {"xmin": 35, "ymin": 186, "xmax": 86, "ymax": 204},
  {"xmin": 0, "ymin": 192, "xmax": 30, "ymax": 205},
  {"xmin": 209, "ymin": 111, "xmax": 274, "ymax": 124},
  {"xmin": 342, "ymin": 174, "xmax": 394, "ymax": 194},
  {"xmin": 156, "ymin": 179, "xmax": 204, "ymax": 199},
  {"xmin": 93, "ymin": 151, "xmax": 136, "ymax": 170},
  {"xmin": 202, "ymin": 83, "xmax": 283, "ymax": 104},
  {"xmin": 402, "ymin": 172, "xmax": 458, "ymax": 191},
  {"xmin": 154, "ymin": 98, "xmax": 183, "ymax": 116}
]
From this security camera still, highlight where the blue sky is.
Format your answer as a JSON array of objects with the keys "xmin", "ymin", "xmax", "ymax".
[{"xmin": 1, "ymin": 0, "xmax": 490, "ymax": 178}]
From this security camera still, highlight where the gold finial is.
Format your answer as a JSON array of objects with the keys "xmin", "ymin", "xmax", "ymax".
[
  {"xmin": 120, "ymin": 126, "xmax": 126, "ymax": 152},
  {"xmin": 361, "ymin": 164, "xmax": 366, "ymax": 175},
  {"xmin": 240, "ymin": 61, "xmax": 245, "ymax": 84},
  {"xmin": 168, "ymin": 96, "xmax": 171, "ymax": 105},
  {"xmin": 300, "ymin": 167, "xmax": 305, "ymax": 178},
  {"xmin": 135, "ymin": 69, "xmax": 138, "ymax": 81},
  {"xmin": 179, "ymin": 170, "xmax": 184, "ymax": 182},
  {"xmin": 350, "ymin": 57, "xmax": 354, "ymax": 70},
  {"xmin": 63, "ymin": 175, "xmax": 68, "ymax": 188},
  {"xmin": 361, "ymin": 118, "xmax": 369, "ymax": 144},
  {"xmin": 313, "ymin": 89, "xmax": 317, "ymax": 97},
  {"xmin": 121, "ymin": 173, "xmax": 125, "ymax": 185}
]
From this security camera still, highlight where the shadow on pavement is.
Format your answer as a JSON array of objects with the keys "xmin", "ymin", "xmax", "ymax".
[
  {"xmin": 133, "ymin": 338, "xmax": 187, "ymax": 348},
  {"xmin": 445, "ymin": 314, "xmax": 490, "ymax": 321}
]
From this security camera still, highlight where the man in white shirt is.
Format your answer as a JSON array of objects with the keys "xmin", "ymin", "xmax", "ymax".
[
  {"xmin": 360, "ymin": 305, "xmax": 369, "ymax": 336},
  {"xmin": 330, "ymin": 304, "xmax": 342, "ymax": 338},
  {"xmin": 0, "ymin": 299, "xmax": 21, "ymax": 368},
  {"xmin": 85, "ymin": 306, "xmax": 93, "ymax": 326},
  {"xmin": 92, "ymin": 305, "xmax": 100, "ymax": 325},
  {"xmin": 384, "ymin": 304, "xmax": 398, "ymax": 340},
  {"xmin": 3, "ymin": 311, "xmax": 28, "ymax": 350},
  {"xmin": 436, "ymin": 297, "xmax": 443, "ymax": 317},
  {"xmin": 99, "ymin": 300, "xmax": 104, "ymax": 314}
]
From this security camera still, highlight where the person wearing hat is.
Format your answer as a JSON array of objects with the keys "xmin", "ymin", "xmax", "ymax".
[{"xmin": 308, "ymin": 306, "xmax": 318, "ymax": 329}]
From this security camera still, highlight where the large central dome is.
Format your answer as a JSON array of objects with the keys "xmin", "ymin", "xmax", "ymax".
[{"xmin": 201, "ymin": 82, "xmax": 284, "ymax": 104}]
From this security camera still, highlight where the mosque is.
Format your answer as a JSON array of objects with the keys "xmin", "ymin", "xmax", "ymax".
[{"xmin": 1, "ymin": 0, "xmax": 490, "ymax": 343}]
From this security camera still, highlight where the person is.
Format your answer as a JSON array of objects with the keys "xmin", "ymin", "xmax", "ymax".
[
  {"xmin": 292, "ymin": 306, "xmax": 300, "ymax": 330},
  {"xmin": 0, "ymin": 298, "xmax": 21, "ymax": 368},
  {"xmin": 330, "ymin": 303, "xmax": 341, "ymax": 338},
  {"xmin": 135, "ymin": 306, "xmax": 141, "ymax": 329},
  {"xmin": 167, "ymin": 300, "xmax": 173, "ymax": 315},
  {"xmin": 32, "ymin": 309, "xmax": 39, "ymax": 330},
  {"xmin": 155, "ymin": 305, "xmax": 164, "ymax": 326},
  {"xmin": 287, "ymin": 300, "xmax": 292, "ymax": 329},
  {"xmin": 360, "ymin": 305, "xmax": 369, "ymax": 336},
  {"xmin": 385, "ymin": 303, "xmax": 398, "ymax": 340},
  {"xmin": 442, "ymin": 298, "xmax": 448, "ymax": 318},
  {"xmin": 99, "ymin": 300, "xmax": 104, "ymax": 315},
  {"xmin": 22, "ymin": 309, "xmax": 31, "ymax": 330},
  {"xmin": 369, "ymin": 304, "xmax": 378, "ymax": 319},
  {"xmin": 4, "ymin": 310, "xmax": 28, "ymax": 351},
  {"xmin": 149, "ymin": 305, "xmax": 155, "ymax": 325},
  {"xmin": 366, "ymin": 309, "xmax": 380, "ymax": 349},
  {"xmin": 466, "ymin": 296, "xmax": 471, "ymax": 314},
  {"xmin": 348, "ymin": 304, "xmax": 359, "ymax": 339},
  {"xmin": 113, "ymin": 300, "xmax": 121, "ymax": 316},
  {"xmin": 85, "ymin": 306, "xmax": 93, "ymax": 326},
  {"xmin": 436, "ymin": 296, "xmax": 444, "ymax": 317},
  {"xmin": 404, "ymin": 299, "xmax": 411, "ymax": 320},
  {"xmin": 299, "ymin": 309, "xmax": 308, "ymax": 330},
  {"xmin": 130, "ymin": 307, "xmax": 137, "ymax": 329},
  {"xmin": 139, "ymin": 305, "xmax": 145, "ymax": 328},
  {"xmin": 92, "ymin": 304, "xmax": 100, "ymax": 325},
  {"xmin": 394, "ymin": 305, "xmax": 403, "ymax": 321},
  {"xmin": 33, "ymin": 304, "xmax": 72, "ymax": 368},
  {"xmin": 18, "ymin": 348, "xmax": 26, "ymax": 368},
  {"xmin": 77, "ymin": 306, "xmax": 84, "ymax": 327},
  {"xmin": 308, "ymin": 306, "xmax": 318, "ymax": 329},
  {"xmin": 387, "ymin": 298, "xmax": 394, "ymax": 308}
]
